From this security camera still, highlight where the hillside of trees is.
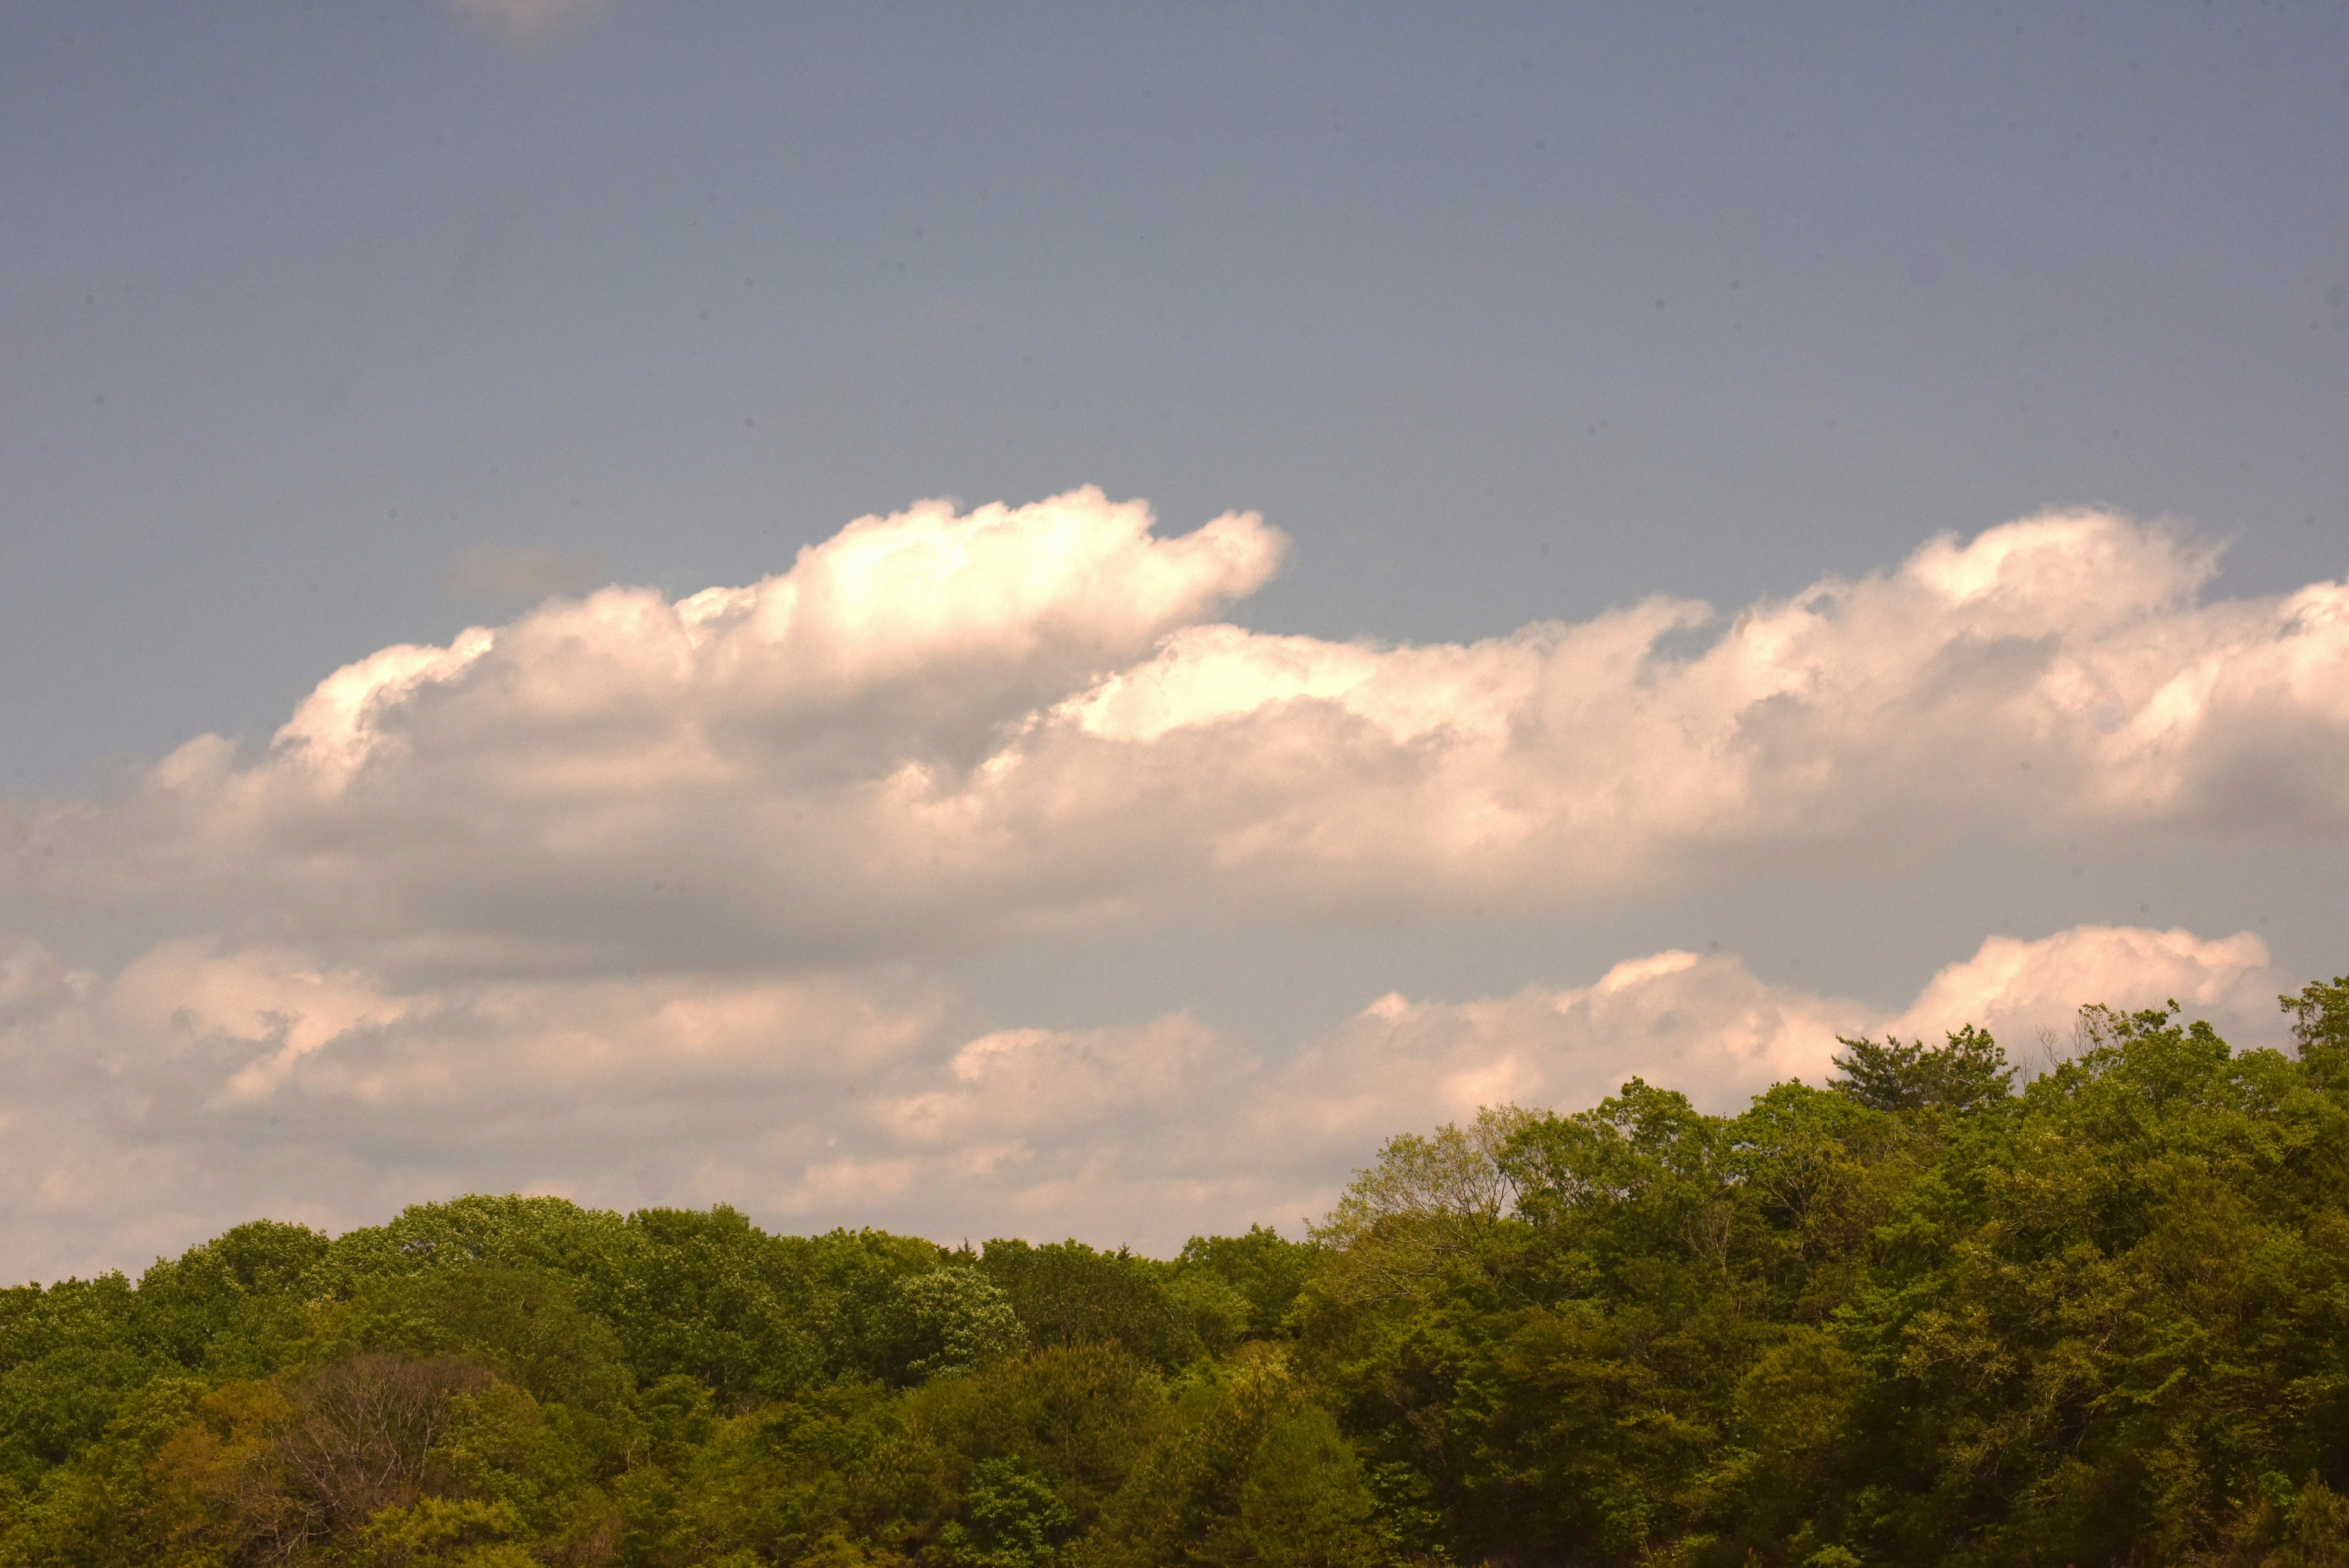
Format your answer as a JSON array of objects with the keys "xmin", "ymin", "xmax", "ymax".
[{"xmin": 4, "ymin": 980, "xmax": 2347, "ymax": 1567}]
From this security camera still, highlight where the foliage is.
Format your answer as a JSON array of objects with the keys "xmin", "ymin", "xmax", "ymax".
[
  {"xmin": 3, "ymin": 980, "xmax": 2347, "ymax": 1564},
  {"xmin": 891, "ymin": 1270, "xmax": 1025, "ymax": 1383},
  {"xmin": 1829, "ymin": 1025, "xmax": 2014, "ymax": 1114}
]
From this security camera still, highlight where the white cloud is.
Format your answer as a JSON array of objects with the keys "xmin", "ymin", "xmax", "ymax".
[
  {"xmin": 0, "ymin": 491, "xmax": 2339, "ymax": 1279},
  {"xmin": 6, "ymin": 495, "xmax": 2344, "ymax": 981},
  {"xmin": 0, "ymin": 921, "xmax": 2290, "ymax": 1282},
  {"xmin": 1883, "ymin": 923, "xmax": 2280, "ymax": 1063}
]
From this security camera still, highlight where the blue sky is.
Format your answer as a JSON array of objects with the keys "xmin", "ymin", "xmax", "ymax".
[{"xmin": 2, "ymin": 2, "xmax": 2347, "ymax": 1279}]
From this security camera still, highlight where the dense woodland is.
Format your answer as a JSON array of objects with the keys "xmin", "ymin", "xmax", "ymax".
[{"xmin": 4, "ymin": 981, "xmax": 2347, "ymax": 1567}]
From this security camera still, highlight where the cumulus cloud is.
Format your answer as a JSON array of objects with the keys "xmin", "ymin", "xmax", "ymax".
[
  {"xmin": 0, "ymin": 921, "xmax": 2290, "ymax": 1283},
  {"xmin": 0, "ymin": 490, "xmax": 2340, "ymax": 1280},
  {"xmin": 6, "ymin": 492, "xmax": 2344, "ymax": 981},
  {"xmin": 6, "ymin": 488, "xmax": 1283, "ymax": 975},
  {"xmin": 1882, "ymin": 923, "xmax": 2280, "ymax": 1059},
  {"xmin": 0, "ymin": 935, "xmax": 950, "ymax": 1282}
]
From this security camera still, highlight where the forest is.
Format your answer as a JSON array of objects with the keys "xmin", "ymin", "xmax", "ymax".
[{"xmin": 3, "ymin": 979, "xmax": 2345, "ymax": 1568}]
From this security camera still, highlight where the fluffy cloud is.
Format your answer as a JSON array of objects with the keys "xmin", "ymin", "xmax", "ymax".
[
  {"xmin": 0, "ymin": 491, "xmax": 2339, "ymax": 1279},
  {"xmin": 0, "ymin": 934, "xmax": 951, "ymax": 1282},
  {"xmin": 0, "ymin": 921, "xmax": 2289, "ymax": 1284},
  {"xmin": 7, "ymin": 494, "xmax": 2345, "ymax": 982},
  {"xmin": 1200, "ymin": 922, "xmax": 2284, "ymax": 1198},
  {"xmin": 8, "ymin": 489, "xmax": 1283, "ymax": 975},
  {"xmin": 1881, "ymin": 923, "xmax": 2280, "ymax": 1061}
]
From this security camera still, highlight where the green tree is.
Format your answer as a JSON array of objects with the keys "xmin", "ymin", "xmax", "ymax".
[
  {"xmin": 891, "ymin": 1268, "xmax": 1022, "ymax": 1381},
  {"xmin": 2284, "ymin": 973, "xmax": 2349, "ymax": 1085},
  {"xmin": 1829, "ymin": 1025, "xmax": 2014, "ymax": 1115},
  {"xmin": 936, "ymin": 1459, "xmax": 1073, "ymax": 1568},
  {"xmin": 1177, "ymin": 1228, "xmax": 1320, "ymax": 1340}
]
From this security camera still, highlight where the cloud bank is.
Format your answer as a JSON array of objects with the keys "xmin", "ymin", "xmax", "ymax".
[
  {"xmin": 8, "ymin": 491, "xmax": 2346, "ymax": 981},
  {"xmin": 0, "ymin": 921, "xmax": 2290, "ymax": 1284},
  {"xmin": 0, "ymin": 489, "xmax": 2339, "ymax": 1280}
]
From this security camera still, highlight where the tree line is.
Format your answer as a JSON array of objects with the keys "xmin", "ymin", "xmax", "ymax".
[{"xmin": 3, "ymin": 978, "xmax": 2346, "ymax": 1566}]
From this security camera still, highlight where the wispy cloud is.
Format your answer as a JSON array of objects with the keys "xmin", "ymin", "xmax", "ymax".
[
  {"xmin": 445, "ymin": 0, "xmax": 613, "ymax": 44},
  {"xmin": 440, "ymin": 544, "xmax": 607, "ymax": 601}
]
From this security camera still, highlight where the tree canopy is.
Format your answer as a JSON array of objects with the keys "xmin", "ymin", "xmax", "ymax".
[{"xmin": 5, "ymin": 979, "xmax": 2347, "ymax": 1566}]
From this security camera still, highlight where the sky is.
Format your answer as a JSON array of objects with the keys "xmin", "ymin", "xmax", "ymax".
[{"xmin": 2, "ymin": 1, "xmax": 2347, "ymax": 1283}]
